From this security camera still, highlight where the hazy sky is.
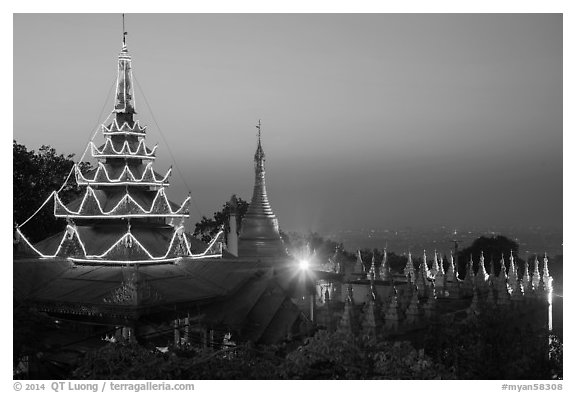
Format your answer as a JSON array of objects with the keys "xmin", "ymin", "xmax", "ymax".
[{"xmin": 13, "ymin": 13, "xmax": 562, "ymax": 233}]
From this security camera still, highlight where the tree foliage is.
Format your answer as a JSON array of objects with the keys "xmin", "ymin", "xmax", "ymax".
[
  {"xmin": 193, "ymin": 197, "xmax": 249, "ymax": 243},
  {"xmin": 13, "ymin": 141, "xmax": 91, "ymax": 243},
  {"xmin": 457, "ymin": 235, "xmax": 520, "ymax": 277},
  {"xmin": 423, "ymin": 309, "xmax": 562, "ymax": 379}
]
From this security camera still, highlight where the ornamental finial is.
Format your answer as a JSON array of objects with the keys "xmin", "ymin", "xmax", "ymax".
[
  {"xmin": 122, "ymin": 14, "xmax": 128, "ymax": 49},
  {"xmin": 254, "ymin": 119, "xmax": 265, "ymax": 165}
]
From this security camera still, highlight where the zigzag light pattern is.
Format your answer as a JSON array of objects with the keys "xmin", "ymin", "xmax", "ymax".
[
  {"xmin": 54, "ymin": 186, "xmax": 190, "ymax": 218},
  {"xmin": 90, "ymin": 139, "xmax": 158, "ymax": 160},
  {"xmin": 75, "ymin": 162, "xmax": 171, "ymax": 186},
  {"xmin": 17, "ymin": 225, "xmax": 224, "ymax": 264},
  {"xmin": 102, "ymin": 118, "xmax": 147, "ymax": 135}
]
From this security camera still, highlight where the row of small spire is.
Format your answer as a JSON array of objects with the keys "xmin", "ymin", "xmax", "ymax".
[{"xmin": 352, "ymin": 248, "xmax": 552, "ymax": 288}]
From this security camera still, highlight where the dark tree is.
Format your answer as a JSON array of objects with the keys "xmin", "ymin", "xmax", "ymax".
[
  {"xmin": 456, "ymin": 235, "xmax": 520, "ymax": 278},
  {"xmin": 193, "ymin": 197, "xmax": 249, "ymax": 243},
  {"xmin": 13, "ymin": 141, "xmax": 92, "ymax": 243},
  {"xmin": 423, "ymin": 309, "xmax": 561, "ymax": 379},
  {"xmin": 357, "ymin": 249, "xmax": 412, "ymax": 274}
]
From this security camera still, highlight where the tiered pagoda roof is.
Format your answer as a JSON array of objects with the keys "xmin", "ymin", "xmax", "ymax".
[{"xmin": 20, "ymin": 36, "xmax": 222, "ymax": 265}]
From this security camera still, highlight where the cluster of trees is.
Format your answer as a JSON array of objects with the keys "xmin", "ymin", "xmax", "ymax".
[
  {"xmin": 13, "ymin": 141, "xmax": 91, "ymax": 243},
  {"xmin": 193, "ymin": 197, "xmax": 250, "ymax": 243},
  {"xmin": 69, "ymin": 309, "xmax": 562, "ymax": 379}
]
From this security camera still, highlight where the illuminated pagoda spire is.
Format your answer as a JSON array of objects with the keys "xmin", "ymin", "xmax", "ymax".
[
  {"xmin": 422, "ymin": 250, "xmax": 431, "ymax": 279},
  {"xmin": 404, "ymin": 251, "xmax": 416, "ymax": 282},
  {"xmin": 238, "ymin": 120, "xmax": 285, "ymax": 258},
  {"xmin": 531, "ymin": 255, "xmax": 541, "ymax": 291},
  {"xmin": 368, "ymin": 252, "xmax": 377, "ymax": 280},
  {"xmin": 379, "ymin": 248, "xmax": 392, "ymax": 281},
  {"xmin": 447, "ymin": 251, "xmax": 457, "ymax": 281},
  {"xmin": 431, "ymin": 250, "xmax": 440, "ymax": 278},
  {"xmin": 542, "ymin": 253, "xmax": 553, "ymax": 291},
  {"xmin": 354, "ymin": 250, "xmax": 365, "ymax": 275},
  {"xmin": 475, "ymin": 251, "xmax": 489, "ymax": 288},
  {"xmin": 25, "ymin": 17, "xmax": 221, "ymax": 264}
]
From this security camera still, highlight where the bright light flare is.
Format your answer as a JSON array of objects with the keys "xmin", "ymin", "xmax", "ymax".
[{"xmin": 299, "ymin": 259, "xmax": 310, "ymax": 270}]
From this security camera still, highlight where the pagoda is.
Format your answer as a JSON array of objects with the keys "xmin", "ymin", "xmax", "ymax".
[
  {"xmin": 14, "ymin": 23, "xmax": 305, "ymax": 365},
  {"xmin": 18, "ymin": 28, "xmax": 222, "ymax": 264},
  {"xmin": 238, "ymin": 121, "xmax": 286, "ymax": 258}
]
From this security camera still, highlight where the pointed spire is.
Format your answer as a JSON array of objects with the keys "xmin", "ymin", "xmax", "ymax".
[
  {"xmin": 509, "ymin": 250, "xmax": 517, "ymax": 282},
  {"xmin": 379, "ymin": 248, "xmax": 391, "ymax": 281},
  {"xmin": 431, "ymin": 250, "xmax": 440, "ymax": 278},
  {"xmin": 354, "ymin": 250, "xmax": 364, "ymax": 275},
  {"xmin": 542, "ymin": 253, "xmax": 553, "ymax": 292},
  {"xmin": 498, "ymin": 253, "xmax": 508, "ymax": 280},
  {"xmin": 510, "ymin": 253, "xmax": 525, "ymax": 302},
  {"xmin": 522, "ymin": 257, "xmax": 531, "ymax": 288},
  {"xmin": 369, "ymin": 251, "xmax": 377, "ymax": 280},
  {"xmin": 404, "ymin": 251, "xmax": 415, "ymax": 282},
  {"xmin": 422, "ymin": 250, "xmax": 430, "ymax": 278},
  {"xmin": 523, "ymin": 257, "xmax": 536, "ymax": 300},
  {"xmin": 416, "ymin": 264, "xmax": 428, "ymax": 297},
  {"xmin": 438, "ymin": 253, "xmax": 445, "ymax": 275},
  {"xmin": 434, "ymin": 253, "xmax": 446, "ymax": 296},
  {"xmin": 237, "ymin": 121, "xmax": 284, "ymax": 257},
  {"xmin": 532, "ymin": 255, "xmax": 541, "ymax": 291},
  {"xmin": 475, "ymin": 251, "xmax": 489, "ymax": 287},
  {"xmin": 447, "ymin": 251, "xmax": 456, "ymax": 280},
  {"xmin": 463, "ymin": 254, "xmax": 475, "ymax": 295},
  {"xmin": 122, "ymin": 13, "xmax": 127, "ymax": 49},
  {"xmin": 114, "ymin": 14, "xmax": 135, "ymax": 115},
  {"xmin": 254, "ymin": 119, "xmax": 265, "ymax": 167}
]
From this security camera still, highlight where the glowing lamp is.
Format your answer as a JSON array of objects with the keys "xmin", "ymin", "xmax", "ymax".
[{"xmin": 299, "ymin": 259, "xmax": 310, "ymax": 270}]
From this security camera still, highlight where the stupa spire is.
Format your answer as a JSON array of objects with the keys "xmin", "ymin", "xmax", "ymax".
[
  {"xmin": 238, "ymin": 120, "xmax": 285, "ymax": 257},
  {"xmin": 404, "ymin": 251, "xmax": 415, "ymax": 282},
  {"xmin": 114, "ymin": 14, "xmax": 135, "ymax": 116}
]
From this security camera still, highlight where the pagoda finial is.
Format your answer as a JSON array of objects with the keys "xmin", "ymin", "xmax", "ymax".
[
  {"xmin": 122, "ymin": 13, "xmax": 127, "ymax": 48},
  {"xmin": 254, "ymin": 119, "xmax": 265, "ymax": 167},
  {"xmin": 114, "ymin": 15, "xmax": 135, "ymax": 114}
]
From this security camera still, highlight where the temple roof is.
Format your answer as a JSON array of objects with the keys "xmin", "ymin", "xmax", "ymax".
[{"xmin": 14, "ymin": 258, "xmax": 298, "ymax": 343}]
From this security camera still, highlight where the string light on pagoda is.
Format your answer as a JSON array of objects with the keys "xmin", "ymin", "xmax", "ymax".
[
  {"xmin": 101, "ymin": 118, "xmax": 147, "ymax": 135},
  {"xmin": 75, "ymin": 162, "xmax": 171, "ymax": 187},
  {"xmin": 54, "ymin": 186, "xmax": 190, "ymax": 218},
  {"xmin": 19, "ymin": 220, "xmax": 225, "ymax": 264},
  {"xmin": 89, "ymin": 139, "xmax": 158, "ymax": 160}
]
